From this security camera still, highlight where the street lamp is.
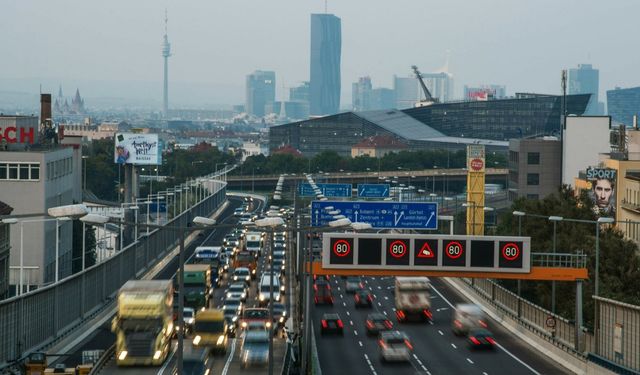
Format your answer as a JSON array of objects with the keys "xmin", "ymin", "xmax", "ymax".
[
  {"xmin": 47, "ymin": 204, "xmax": 89, "ymax": 283},
  {"xmin": 512, "ymin": 210, "xmax": 526, "ymax": 302},
  {"xmin": 548, "ymin": 216, "xmax": 563, "ymax": 314},
  {"xmin": 79, "ymin": 213, "xmax": 109, "ymax": 269}
]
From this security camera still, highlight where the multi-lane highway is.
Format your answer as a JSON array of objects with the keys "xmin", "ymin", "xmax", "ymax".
[{"xmin": 312, "ymin": 276, "xmax": 569, "ymax": 375}]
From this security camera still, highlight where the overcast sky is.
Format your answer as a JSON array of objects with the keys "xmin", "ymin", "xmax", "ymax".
[{"xmin": 1, "ymin": 0, "xmax": 638, "ymax": 108}]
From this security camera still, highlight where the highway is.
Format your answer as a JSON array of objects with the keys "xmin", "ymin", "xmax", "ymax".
[
  {"xmin": 312, "ymin": 276, "xmax": 570, "ymax": 375},
  {"xmin": 53, "ymin": 195, "xmax": 289, "ymax": 374}
]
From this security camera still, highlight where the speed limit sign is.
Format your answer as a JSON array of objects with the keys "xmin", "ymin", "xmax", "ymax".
[
  {"xmin": 329, "ymin": 237, "xmax": 354, "ymax": 265},
  {"xmin": 442, "ymin": 240, "xmax": 466, "ymax": 267},
  {"xmin": 386, "ymin": 239, "xmax": 410, "ymax": 265}
]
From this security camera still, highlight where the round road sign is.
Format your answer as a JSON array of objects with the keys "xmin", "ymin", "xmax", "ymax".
[
  {"xmin": 388, "ymin": 240, "xmax": 408, "ymax": 259},
  {"xmin": 470, "ymin": 158, "xmax": 484, "ymax": 171},
  {"xmin": 333, "ymin": 239, "xmax": 351, "ymax": 257},
  {"xmin": 501, "ymin": 242, "xmax": 520, "ymax": 261},
  {"xmin": 445, "ymin": 241, "xmax": 464, "ymax": 259},
  {"xmin": 545, "ymin": 315, "xmax": 557, "ymax": 328}
]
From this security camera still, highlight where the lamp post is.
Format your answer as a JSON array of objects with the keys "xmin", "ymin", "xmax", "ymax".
[
  {"xmin": 47, "ymin": 204, "xmax": 90, "ymax": 283},
  {"xmin": 512, "ymin": 211, "xmax": 526, "ymax": 306},
  {"xmin": 82, "ymin": 155, "xmax": 89, "ymax": 191},
  {"xmin": 548, "ymin": 216, "xmax": 563, "ymax": 314}
]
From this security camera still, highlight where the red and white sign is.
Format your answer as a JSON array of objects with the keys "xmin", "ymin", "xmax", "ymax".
[
  {"xmin": 417, "ymin": 242, "xmax": 435, "ymax": 258},
  {"xmin": 333, "ymin": 239, "xmax": 351, "ymax": 257},
  {"xmin": 0, "ymin": 126, "xmax": 36, "ymax": 144},
  {"xmin": 501, "ymin": 243, "xmax": 520, "ymax": 261},
  {"xmin": 388, "ymin": 240, "xmax": 407, "ymax": 258},
  {"xmin": 444, "ymin": 241, "xmax": 464, "ymax": 259},
  {"xmin": 469, "ymin": 158, "xmax": 484, "ymax": 171}
]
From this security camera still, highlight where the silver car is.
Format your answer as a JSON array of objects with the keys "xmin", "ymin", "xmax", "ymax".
[
  {"xmin": 241, "ymin": 331, "xmax": 269, "ymax": 368},
  {"xmin": 379, "ymin": 331, "xmax": 412, "ymax": 362}
]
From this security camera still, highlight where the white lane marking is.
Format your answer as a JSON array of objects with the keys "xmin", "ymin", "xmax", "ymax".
[
  {"xmin": 421, "ymin": 365, "xmax": 429, "ymax": 373},
  {"xmin": 350, "ymin": 320, "xmax": 354, "ymax": 326},
  {"xmin": 221, "ymin": 338, "xmax": 237, "ymax": 375},
  {"xmin": 451, "ymin": 343, "xmax": 457, "ymax": 349},
  {"xmin": 384, "ymin": 296, "xmax": 388, "ymax": 300},
  {"xmin": 354, "ymin": 330, "xmax": 358, "ymax": 336},
  {"xmin": 438, "ymin": 330, "xmax": 444, "ymax": 336},
  {"xmin": 337, "ymin": 287, "xmax": 341, "ymax": 291},
  {"xmin": 157, "ymin": 341, "xmax": 176, "ymax": 375},
  {"xmin": 431, "ymin": 284, "xmax": 541, "ymax": 375},
  {"xmin": 495, "ymin": 343, "xmax": 541, "ymax": 375},
  {"xmin": 466, "ymin": 358, "xmax": 474, "ymax": 364},
  {"xmin": 359, "ymin": 341, "xmax": 363, "ymax": 347},
  {"xmin": 377, "ymin": 286, "xmax": 382, "ymax": 289},
  {"xmin": 392, "ymin": 307, "xmax": 396, "ymax": 311},
  {"xmin": 483, "ymin": 372, "xmax": 489, "ymax": 375},
  {"xmin": 436, "ymin": 307, "xmax": 449, "ymax": 312},
  {"xmin": 340, "ymin": 294, "xmax": 343, "ymax": 299},
  {"xmin": 346, "ymin": 311, "xmax": 350, "ymax": 316},
  {"xmin": 343, "ymin": 302, "xmax": 347, "ymax": 307},
  {"xmin": 382, "ymin": 311, "xmax": 388, "ymax": 316},
  {"xmin": 377, "ymin": 302, "xmax": 382, "ymax": 307}
]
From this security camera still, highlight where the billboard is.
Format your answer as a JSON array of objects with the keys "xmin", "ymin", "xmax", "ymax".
[
  {"xmin": 586, "ymin": 167, "xmax": 616, "ymax": 217},
  {"xmin": 114, "ymin": 133, "xmax": 162, "ymax": 165}
]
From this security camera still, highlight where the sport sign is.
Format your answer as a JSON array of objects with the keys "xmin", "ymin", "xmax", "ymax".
[{"xmin": 322, "ymin": 233, "xmax": 530, "ymax": 273}]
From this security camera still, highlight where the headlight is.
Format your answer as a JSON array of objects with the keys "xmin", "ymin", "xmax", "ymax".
[
  {"xmin": 279, "ymin": 317, "xmax": 284, "ymax": 323},
  {"xmin": 280, "ymin": 285, "xmax": 285, "ymax": 292},
  {"xmin": 251, "ymin": 269, "xmax": 256, "ymax": 274},
  {"xmin": 187, "ymin": 318, "xmax": 194, "ymax": 324},
  {"xmin": 232, "ymin": 316, "xmax": 238, "ymax": 322},
  {"xmin": 241, "ymin": 293, "xmax": 246, "ymax": 299},
  {"xmin": 227, "ymin": 292, "xmax": 232, "ymax": 298},
  {"xmin": 233, "ymin": 276, "xmax": 238, "ymax": 280},
  {"xmin": 282, "ymin": 311, "xmax": 287, "ymax": 316},
  {"xmin": 266, "ymin": 322, "xmax": 272, "ymax": 328},
  {"xmin": 193, "ymin": 335, "xmax": 202, "ymax": 346},
  {"xmin": 242, "ymin": 322, "xmax": 247, "ymax": 328},
  {"xmin": 259, "ymin": 295, "xmax": 265, "ymax": 301},
  {"xmin": 153, "ymin": 350, "xmax": 162, "ymax": 360},
  {"xmin": 217, "ymin": 335, "xmax": 225, "ymax": 345},
  {"xmin": 118, "ymin": 351, "xmax": 128, "ymax": 361}
]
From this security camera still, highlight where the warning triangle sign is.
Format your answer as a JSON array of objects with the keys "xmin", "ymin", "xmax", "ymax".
[{"xmin": 418, "ymin": 242, "xmax": 435, "ymax": 258}]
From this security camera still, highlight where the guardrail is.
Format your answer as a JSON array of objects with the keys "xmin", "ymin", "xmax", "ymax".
[{"xmin": 0, "ymin": 183, "xmax": 227, "ymax": 369}]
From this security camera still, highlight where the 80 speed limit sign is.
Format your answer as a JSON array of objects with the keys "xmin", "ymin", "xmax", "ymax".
[{"xmin": 442, "ymin": 240, "xmax": 466, "ymax": 266}]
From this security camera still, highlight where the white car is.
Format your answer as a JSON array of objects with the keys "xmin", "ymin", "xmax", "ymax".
[
  {"xmin": 233, "ymin": 267, "xmax": 251, "ymax": 283},
  {"xmin": 379, "ymin": 331, "xmax": 412, "ymax": 362}
]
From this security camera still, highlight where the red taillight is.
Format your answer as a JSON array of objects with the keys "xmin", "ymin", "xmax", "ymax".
[
  {"xmin": 359, "ymin": 283, "xmax": 364, "ymax": 289},
  {"xmin": 313, "ymin": 285, "xmax": 318, "ymax": 291},
  {"xmin": 321, "ymin": 320, "xmax": 327, "ymax": 328},
  {"xmin": 384, "ymin": 320, "xmax": 393, "ymax": 329},
  {"xmin": 454, "ymin": 319, "xmax": 463, "ymax": 328},
  {"xmin": 378, "ymin": 339, "xmax": 387, "ymax": 349},
  {"xmin": 478, "ymin": 320, "xmax": 488, "ymax": 328},
  {"xmin": 423, "ymin": 309, "xmax": 433, "ymax": 319},
  {"xmin": 314, "ymin": 296, "xmax": 318, "ymax": 303},
  {"xmin": 367, "ymin": 295, "xmax": 373, "ymax": 302},
  {"xmin": 486, "ymin": 337, "xmax": 496, "ymax": 345},
  {"xmin": 337, "ymin": 320, "xmax": 344, "ymax": 328},
  {"xmin": 396, "ymin": 310, "xmax": 405, "ymax": 320},
  {"xmin": 404, "ymin": 339, "xmax": 413, "ymax": 350},
  {"xmin": 354, "ymin": 295, "xmax": 360, "ymax": 303},
  {"xmin": 366, "ymin": 320, "xmax": 374, "ymax": 329},
  {"xmin": 470, "ymin": 336, "xmax": 481, "ymax": 345}
]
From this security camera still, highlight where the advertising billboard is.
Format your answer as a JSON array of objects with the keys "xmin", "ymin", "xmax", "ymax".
[
  {"xmin": 586, "ymin": 167, "xmax": 616, "ymax": 217},
  {"xmin": 114, "ymin": 133, "xmax": 162, "ymax": 165}
]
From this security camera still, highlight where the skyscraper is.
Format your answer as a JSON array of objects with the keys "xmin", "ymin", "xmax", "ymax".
[
  {"xmin": 352, "ymin": 77, "xmax": 372, "ymax": 111},
  {"xmin": 246, "ymin": 70, "xmax": 276, "ymax": 117},
  {"xmin": 607, "ymin": 86, "xmax": 640, "ymax": 125},
  {"xmin": 568, "ymin": 64, "xmax": 603, "ymax": 115},
  {"xmin": 310, "ymin": 14, "xmax": 341, "ymax": 116},
  {"xmin": 290, "ymin": 81, "xmax": 310, "ymax": 103},
  {"xmin": 162, "ymin": 11, "xmax": 171, "ymax": 117},
  {"xmin": 394, "ymin": 76, "xmax": 420, "ymax": 109}
]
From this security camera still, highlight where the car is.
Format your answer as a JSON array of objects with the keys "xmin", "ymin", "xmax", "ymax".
[
  {"xmin": 365, "ymin": 313, "xmax": 393, "ymax": 336},
  {"xmin": 378, "ymin": 331, "xmax": 412, "ymax": 362},
  {"xmin": 273, "ymin": 241, "xmax": 286, "ymax": 251},
  {"xmin": 226, "ymin": 291, "xmax": 246, "ymax": 304},
  {"xmin": 354, "ymin": 290, "xmax": 374, "ymax": 308},
  {"xmin": 244, "ymin": 321, "xmax": 269, "ymax": 334},
  {"xmin": 241, "ymin": 331, "xmax": 269, "ymax": 368},
  {"xmin": 224, "ymin": 315, "xmax": 238, "ymax": 338},
  {"xmin": 226, "ymin": 283, "xmax": 248, "ymax": 300},
  {"xmin": 452, "ymin": 303, "xmax": 487, "ymax": 336},
  {"xmin": 313, "ymin": 274, "xmax": 330, "ymax": 282},
  {"xmin": 271, "ymin": 303, "xmax": 288, "ymax": 326},
  {"xmin": 240, "ymin": 308, "xmax": 272, "ymax": 331},
  {"xmin": 320, "ymin": 313, "xmax": 344, "ymax": 335},
  {"xmin": 223, "ymin": 305, "xmax": 241, "ymax": 325},
  {"xmin": 269, "ymin": 249, "xmax": 285, "ymax": 260},
  {"xmin": 232, "ymin": 267, "xmax": 251, "ymax": 283},
  {"xmin": 272, "ymin": 259, "xmax": 285, "ymax": 274},
  {"xmin": 221, "ymin": 245, "xmax": 236, "ymax": 258},
  {"xmin": 172, "ymin": 349, "xmax": 213, "ymax": 375},
  {"xmin": 234, "ymin": 208, "xmax": 244, "ymax": 217},
  {"xmin": 224, "ymin": 296, "xmax": 244, "ymax": 315},
  {"xmin": 183, "ymin": 307, "xmax": 196, "ymax": 334},
  {"xmin": 314, "ymin": 279, "xmax": 333, "ymax": 305},
  {"xmin": 467, "ymin": 328, "xmax": 496, "ymax": 350},
  {"xmin": 345, "ymin": 276, "xmax": 364, "ymax": 293}
]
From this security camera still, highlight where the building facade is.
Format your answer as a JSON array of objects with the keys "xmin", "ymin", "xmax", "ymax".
[
  {"xmin": 464, "ymin": 85, "xmax": 507, "ymax": 100},
  {"xmin": 290, "ymin": 81, "xmax": 310, "ymax": 102},
  {"xmin": 508, "ymin": 137, "xmax": 561, "ymax": 201},
  {"xmin": 607, "ymin": 86, "xmax": 640, "ymax": 126},
  {"xmin": 568, "ymin": 64, "xmax": 603, "ymax": 115},
  {"xmin": 310, "ymin": 14, "xmax": 341, "ymax": 116},
  {"xmin": 351, "ymin": 135, "xmax": 408, "ymax": 158},
  {"xmin": 394, "ymin": 76, "xmax": 420, "ymax": 109},
  {"xmin": 562, "ymin": 116, "xmax": 611, "ymax": 186},
  {"xmin": 420, "ymin": 72, "xmax": 454, "ymax": 103},
  {"xmin": 246, "ymin": 70, "xmax": 276, "ymax": 117},
  {"xmin": 352, "ymin": 77, "xmax": 372, "ymax": 111},
  {"xmin": 371, "ymin": 88, "xmax": 394, "ymax": 110}
]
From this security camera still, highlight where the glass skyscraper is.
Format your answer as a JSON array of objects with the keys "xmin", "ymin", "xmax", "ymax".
[
  {"xmin": 246, "ymin": 70, "xmax": 276, "ymax": 117},
  {"xmin": 568, "ymin": 64, "xmax": 603, "ymax": 115},
  {"xmin": 310, "ymin": 14, "xmax": 341, "ymax": 116},
  {"xmin": 607, "ymin": 86, "xmax": 640, "ymax": 126}
]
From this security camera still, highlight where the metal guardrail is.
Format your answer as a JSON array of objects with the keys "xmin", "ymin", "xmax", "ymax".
[
  {"xmin": 0, "ymin": 184, "xmax": 227, "ymax": 369},
  {"xmin": 531, "ymin": 251, "xmax": 587, "ymax": 268},
  {"xmin": 87, "ymin": 344, "xmax": 114, "ymax": 375}
]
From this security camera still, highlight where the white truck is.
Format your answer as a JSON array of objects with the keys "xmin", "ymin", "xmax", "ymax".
[
  {"xmin": 394, "ymin": 277, "xmax": 432, "ymax": 323},
  {"xmin": 244, "ymin": 232, "xmax": 263, "ymax": 257},
  {"xmin": 452, "ymin": 303, "xmax": 487, "ymax": 336}
]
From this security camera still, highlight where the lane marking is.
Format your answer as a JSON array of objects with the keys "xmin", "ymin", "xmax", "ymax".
[
  {"xmin": 359, "ymin": 341, "xmax": 363, "ymax": 347},
  {"xmin": 354, "ymin": 330, "xmax": 358, "ymax": 336},
  {"xmin": 350, "ymin": 320, "xmax": 354, "ymax": 326},
  {"xmin": 438, "ymin": 330, "xmax": 444, "ymax": 336},
  {"xmin": 346, "ymin": 311, "xmax": 350, "ymax": 316},
  {"xmin": 451, "ymin": 343, "xmax": 457, "ymax": 349},
  {"xmin": 343, "ymin": 302, "xmax": 347, "ymax": 307},
  {"xmin": 466, "ymin": 358, "xmax": 474, "ymax": 364},
  {"xmin": 384, "ymin": 296, "xmax": 388, "ymax": 300},
  {"xmin": 157, "ymin": 341, "xmax": 176, "ymax": 375},
  {"xmin": 221, "ymin": 338, "xmax": 237, "ymax": 375},
  {"xmin": 340, "ymin": 294, "xmax": 344, "ymax": 299}
]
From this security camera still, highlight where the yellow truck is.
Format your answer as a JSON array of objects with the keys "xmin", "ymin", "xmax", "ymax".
[
  {"xmin": 111, "ymin": 280, "xmax": 173, "ymax": 366},
  {"xmin": 192, "ymin": 309, "xmax": 229, "ymax": 355}
]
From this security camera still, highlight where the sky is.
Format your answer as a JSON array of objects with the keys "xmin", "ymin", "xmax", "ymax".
[{"xmin": 1, "ymin": 0, "xmax": 639, "ymax": 109}]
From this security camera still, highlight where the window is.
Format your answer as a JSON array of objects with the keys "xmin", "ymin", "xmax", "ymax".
[
  {"xmin": 19, "ymin": 165, "xmax": 29, "ymax": 180},
  {"xmin": 8, "ymin": 164, "xmax": 18, "ymax": 180},
  {"xmin": 526, "ymin": 194, "xmax": 539, "ymax": 200},
  {"xmin": 527, "ymin": 173, "xmax": 539, "ymax": 185},
  {"xmin": 0, "ymin": 164, "xmax": 6, "ymax": 180},
  {"xmin": 0, "ymin": 162, "xmax": 41, "ymax": 181},
  {"xmin": 527, "ymin": 152, "xmax": 540, "ymax": 165}
]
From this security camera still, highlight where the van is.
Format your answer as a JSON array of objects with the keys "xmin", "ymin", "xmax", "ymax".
[
  {"xmin": 258, "ymin": 274, "xmax": 281, "ymax": 306},
  {"xmin": 452, "ymin": 304, "xmax": 487, "ymax": 336}
]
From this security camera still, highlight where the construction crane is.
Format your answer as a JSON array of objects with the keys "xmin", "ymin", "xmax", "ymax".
[{"xmin": 411, "ymin": 65, "xmax": 438, "ymax": 106}]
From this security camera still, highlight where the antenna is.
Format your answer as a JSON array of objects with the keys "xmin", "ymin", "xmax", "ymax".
[
  {"xmin": 164, "ymin": 8, "xmax": 168, "ymax": 34},
  {"xmin": 324, "ymin": 0, "xmax": 327, "ymax": 13}
]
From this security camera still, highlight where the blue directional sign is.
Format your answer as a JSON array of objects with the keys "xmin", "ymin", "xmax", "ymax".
[
  {"xmin": 357, "ymin": 184, "xmax": 390, "ymax": 198},
  {"xmin": 299, "ymin": 183, "xmax": 352, "ymax": 198},
  {"xmin": 311, "ymin": 200, "xmax": 438, "ymax": 229}
]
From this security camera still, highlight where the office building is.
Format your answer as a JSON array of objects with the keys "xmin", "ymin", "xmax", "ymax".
[
  {"xmin": 464, "ymin": 85, "xmax": 507, "ymax": 100},
  {"xmin": 290, "ymin": 81, "xmax": 310, "ymax": 103},
  {"xmin": 562, "ymin": 116, "xmax": 611, "ymax": 186},
  {"xmin": 246, "ymin": 70, "xmax": 276, "ymax": 117},
  {"xmin": 351, "ymin": 135, "xmax": 408, "ymax": 158},
  {"xmin": 420, "ymin": 72, "xmax": 454, "ymax": 103},
  {"xmin": 371, "ymin": 88, "xmax": 394, "ymax": 110},
  {"xmin": 568, "ymin": 64, "xmax": 604, "ymax": 115},
  {"xmin": 310, "ymin": 14, "xmax": 341, "ymax": 116},
  {"xmin": 394, "ymin": 76, "xmax": 420, "ymax": 109},
  {"xmin": 265, "ymin": 101, "xmax": 309, "ymax": 120},
  {"xmin": 352, "ymin": 77, "xmax": 372, "ymax": 111},
  {"xmin": 508, "ymin": 137, "xmax": 562, "ymax": 201},
  {"xmin": 607, "ymin": 86, "xmax": 640, "ymax": 126}
]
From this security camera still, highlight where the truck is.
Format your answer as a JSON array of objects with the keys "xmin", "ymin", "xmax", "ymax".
[
  {"xmin": 111, "ymin": 280, "xmax": 173, "ymax": 366},
  {"xmin": 451, "ymin": 303, "xmax": 487, "ymax": 336},
  {"xmin": 234, "ymin": 251, "xmax": 257, "ymax": 279},
  {"xmin": 244, "ymin": 232, "xmax": 264, "ymax": 258},
  {"xmin": 192, "ymin": 309, "xmax": 229, "ymax": 355},
  {"xmin": 192, "ymin": 247, "xmax": 224, "ymax": 288},
  {"xmin": 394, "ymin": 277, "xmax": 432, "ymax": 323},
  {"xmin": 183, "ymin": 264, "xmax": 212, "ymax": 310}
]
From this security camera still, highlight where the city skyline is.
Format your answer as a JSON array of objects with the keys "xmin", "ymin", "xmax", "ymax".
[{"xmin": 1, "ymin": 0, "xmax": 639, "ymax": 109}]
